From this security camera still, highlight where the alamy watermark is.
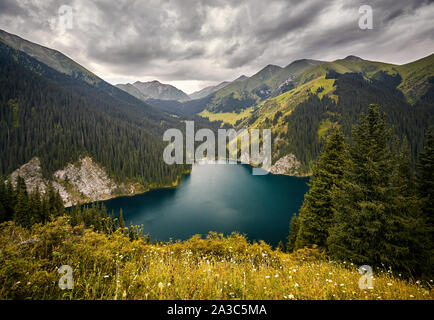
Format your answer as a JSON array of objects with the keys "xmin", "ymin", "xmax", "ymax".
[
  {"xmin": 359, "ymin": 5, "xmax": 373, "ymax": 30},
  {"xmin": 163, "ymin": 121, "xmax": 272, "ymax": 175},
  {"xmin": 50, "ymin": 5, "xmax": 73, "ymax": 32},
  {"xmin": 358, "ymin": 265, "xmax": 374, "ymax": 289},
  {"xmin": 58, "ymin": 265, "xmax": 73, "ymax": 290}
]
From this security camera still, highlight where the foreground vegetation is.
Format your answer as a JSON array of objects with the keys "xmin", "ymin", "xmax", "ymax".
[
  {"xmin": 0, "ymin": 218, "xmax": 432, "ymax": 300},
  {"xmin": 290, "ymin": 106, "xmax": 434, "ymax": 280}
]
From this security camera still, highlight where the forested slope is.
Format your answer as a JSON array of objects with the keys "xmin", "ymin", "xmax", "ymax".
[{"xmin": 0, "ymin": 40, "xmax": 189, "ymax": 188}]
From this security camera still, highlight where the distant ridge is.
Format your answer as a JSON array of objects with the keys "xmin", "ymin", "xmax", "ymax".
[{"xmin": 116, "ymin": 80, "xmax": 190, "ymax": 102}]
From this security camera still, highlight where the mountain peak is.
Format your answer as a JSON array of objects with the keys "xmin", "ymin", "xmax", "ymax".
[
  {"xmin": 234, "ymin": 75, "xmax": 248, "ymax": 82},
  {"xmin": 123, "ymin": 80, "xmax": 189, "ymax": 101},
  {"xmin": 343, "ymin": 55, "xmax": 364, "ymax": 62}
]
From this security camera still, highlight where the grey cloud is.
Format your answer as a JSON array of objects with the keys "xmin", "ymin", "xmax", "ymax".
[{"xmin": 0, "ymin": 0, "xmax": 433, "ymax": 88}]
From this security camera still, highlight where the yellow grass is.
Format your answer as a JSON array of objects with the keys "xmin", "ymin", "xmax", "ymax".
[
  {"xmin": 0, "ymin": 218, "xmax": 432, "ymax": 300},
  {"xmin": 199, "ymin": 108, "xmax": 255, "ymax": 126}
]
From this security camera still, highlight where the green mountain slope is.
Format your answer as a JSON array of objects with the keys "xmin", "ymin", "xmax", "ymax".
[{"xmin": 237, "ymin": 54, "xmax": 434, "ymax": 175}]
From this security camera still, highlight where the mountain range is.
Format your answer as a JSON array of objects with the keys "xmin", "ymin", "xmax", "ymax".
[
  {"xmin": 0, "ymin": 28, "xmax": 433, "ymax": 203},
  {"xmin": 116, "ymin": 80, "xmax": 190, "ymax": 102}
]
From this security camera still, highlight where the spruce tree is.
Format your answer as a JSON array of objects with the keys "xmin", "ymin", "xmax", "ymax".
[
  {"xmin": 327, "ymin": 105, "xmax": 395, "ymax": 266},
  {"xmin": 385, "ymin": 139, "xmax": 429, "ymax": 276},
  {"xmin": 119, "ymin": 208, "xmax": 125, "ymax": 231},
  {"xmin": 286, "ymin": 214, "xmax": 299, "ymax": 252},
  {"xmin": 295, "ymin": 127, "xmax": 347, "ymax": 249},
  {"xmin": 277, "ymin": 240, "xmax": 285, "ymax": 252},
  {"xmin": 416, "ymin": 126, "xmax": 434, "ymax": 241},
  {"xmin": 13, "ymin": 176, "xmax": 31, "ymax": 228},
  {"xmin": 416, "ymin": 126, "xmax": 434, "ymax": 276}
]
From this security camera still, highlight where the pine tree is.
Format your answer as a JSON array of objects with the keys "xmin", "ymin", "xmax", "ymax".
[
  {"xmin": 416, "ymin": 126, "xmax": 434, "ymax": 277},
  {"xmin": 13, "ymin": 176, "xmax": 31, "ymax": 228},
  {"xmin": 119, "ymin": 208, "xmax": 125, "ymax": 231},
  {"xmin": 384, "ymin": 139, "xmax": 429, "ymax": 276},
  {"xmin": 0, "ymin": 177, "xmax": 6, "ymax": 223},
  {"xmin": 286, "ymin": 214, "xmax": 299, "ymax": 252},
  {"xmin": 416, "ymin": 126, "xmax": 434, "ymax": 241},
  {"xmin": 29, "ymin": 187, "xmax": 42, "ymax": 225},
  {"xmin": 277, "ymin": 240, "xmax": 285, "ymax": 252},
  {"xmin": 295, "ymin": 127, "xmax": 347, "ymax": 249},
  {"xmin": 327, "ymin": 105, "xmax": 395, "ymax": 266}
]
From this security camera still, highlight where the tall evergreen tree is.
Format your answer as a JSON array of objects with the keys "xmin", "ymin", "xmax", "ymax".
[
  {"xmin": 327, "ymin": 105, "xmax": 395, "ymax": 266},
  {"xmin": 416, "ymin": 126, "xmax": 434, "ymax": 241},
  {"xmin": 385, "ymin": 139, "xmax": 429, "ymax": 276},
  {"xmin": 286, "ymin": 214, "xmax": 299, "ymax": 252},
  {"xmin": 327, "ymin": 105, "xmax": 429, "ymax": 275},
  {"xmin": 295, "ymin": 127, "xmax": 347, "ymax": 249},
  {"xmin": 119, "ymin": 208, "xmax": 125, "ymax": 231},
  {"xmin": 13, "ymin": 176, "xmax": 31, "ymax": 228},
  {"xmin": 416, "ymin": 126, "xmax": 434, "ymax": 276}
]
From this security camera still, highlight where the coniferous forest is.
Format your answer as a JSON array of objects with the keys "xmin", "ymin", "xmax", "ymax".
[
  {"xmin": 0, "ymin": 41, "xmax": 190, "ymax": 186},
  {"xmin": 289, "ymin": 105, "xmax": 433, "ymax": 279}
]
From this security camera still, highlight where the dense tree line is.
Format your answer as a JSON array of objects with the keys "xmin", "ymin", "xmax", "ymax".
[
  {"xmin": 0, "ymin": 178, "xmax": 147, "ymax": 242},
  {"xmin": 288, "ymin": 106, "xmax": 433, "ymax": 278},
  {"xmin": 277, "ymin": 72, "xmax": 434, "ymax": 173},
  {"xmin": 0, "ymin": 42, "xmax": 189, "ymax": 188}
]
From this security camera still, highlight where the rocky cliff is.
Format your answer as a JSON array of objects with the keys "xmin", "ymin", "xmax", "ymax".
[
  {"xmin": 9, "ymin": 157, "xmax": 119, "ymax": 207},
  {"xmin": 270, "ymin": 154, "xmax": 301, "ymax": 175}
]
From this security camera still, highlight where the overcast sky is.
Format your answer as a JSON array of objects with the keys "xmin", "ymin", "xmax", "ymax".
[{"xmin": 1, "ymin": 0, "xmax": 433, "ymax": 94}]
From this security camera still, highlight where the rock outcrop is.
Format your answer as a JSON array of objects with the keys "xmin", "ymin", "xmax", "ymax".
[
  {"xmin": 9, "ymin": 156, "xmax": 118, "ymax": 207},
  {"xmin": 270, "ymin": 154, "xmax": 301, "ymax": 175},
  {"xmin": 53, "ymin": 157, "xmax": 117, "ymax": 205},
  {"xmin": 10, "ymin": 157, "xmax": 48, "ymax": 193}
]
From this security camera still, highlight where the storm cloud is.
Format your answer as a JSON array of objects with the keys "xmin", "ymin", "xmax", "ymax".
[{"xmin": 0, "ymin": 0, "xmax": 433, "ymax": 93}]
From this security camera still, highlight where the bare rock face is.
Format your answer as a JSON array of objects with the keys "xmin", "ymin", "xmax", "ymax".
[
  {"xmin": 9, "ymin": 156, "xmax": 118, "ymax": 207},
  {"xmin": 53, "ymin": 157, "xmax": 117, "ymax": 205},
  {"xmin": 270, "ymin": 154, "xmax": 301, "ymax": 175},
  {"xmin": 10, "ymin": 157, "xmax": 47, "ymax": 194}
]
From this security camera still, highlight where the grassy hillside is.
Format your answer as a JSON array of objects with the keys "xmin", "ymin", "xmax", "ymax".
[
  {"xmin": 0, "ymin": 217, "xmax": 432, "ymax": 300},
  {"xmin": 199, "ymin": 107, "xmax": 255, "ymax": 126}
]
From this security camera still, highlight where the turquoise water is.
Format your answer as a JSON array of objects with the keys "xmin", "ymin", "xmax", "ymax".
[{"xmin": 101, "ymin": 163, "xmax": 309, "ymax": 247}]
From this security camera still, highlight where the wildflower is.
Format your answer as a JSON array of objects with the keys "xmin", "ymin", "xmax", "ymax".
[
  {"xmin": 293, "ymin": 269, "xmax": 297, "ymax": 273},
  {"xmin": 167, "ymin": 283, "xmax": 171, "ymax": 287},
  {"xmin": 104, "ymin": 275, "xmax": 110, "ymax": 278},
  {"xmin": 265, "ymin": 276, "xmax": 270, "ymax": 279},
  {"xmin": 340, "ymin": 283, "xmax": 344, "ymax": 287},
  {"xmin": 288, "ymin": 294, "xmax": 295, "ymax": 299},
  {"xmin": 410, "ymin": 295, "xmax": 414, "ymax": 298},
  {"xmin": 294, "ymin": 283, "xmax": 299, "ymax": 287},
  {"xmin": 274, "ymin": 275, "xmax": 279, "ymax": 278}
]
